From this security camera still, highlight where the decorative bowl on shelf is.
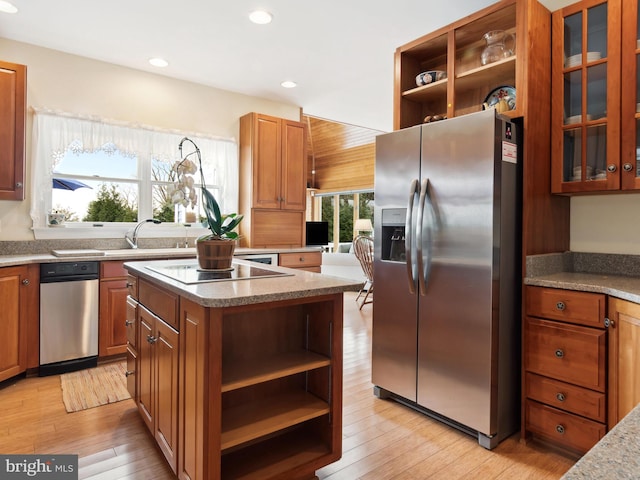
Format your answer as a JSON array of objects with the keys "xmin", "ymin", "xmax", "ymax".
[
  {"xmin": 483, "ymin": 85, "xmax": 516, "ymax": 112},
  {"xmin": 415, "ymin": 70, "xmax": 446, "ymax": 87}
]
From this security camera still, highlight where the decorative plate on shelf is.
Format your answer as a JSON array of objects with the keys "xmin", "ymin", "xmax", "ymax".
[{"xmin": 484, "ymin": 85, "xmax": 516, "ymax": 111}]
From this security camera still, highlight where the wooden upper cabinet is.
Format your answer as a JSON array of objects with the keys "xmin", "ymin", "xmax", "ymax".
[
  {"xmin": 0, "ymin": 60, "xmax": 26, "ymax": 201},
  {"xmin": 393, "ymin": 0, "xmax": 551, "ymax": 130},
  {"xmin": 239, "ymin": 112, "xmax": 307, "ymax": 248},
  {"xmin": 550, "ymin": 0, "xmax": 630, "ymax": 193},
  {"xmin": 280, "ymin": 119, "xmax": 307, "ymax": 211},
  {"xmin": 240, "ymin": 113, "xmax": 307, "ymax": 211},
  {"xmin": 620, "ymin": 0, "xmax": 640, "ymax": 190}
]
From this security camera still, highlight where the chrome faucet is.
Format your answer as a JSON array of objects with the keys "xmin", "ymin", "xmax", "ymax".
[{"xmin": 125, "ymin": 219, "xmax": 161, "ymax": 249}]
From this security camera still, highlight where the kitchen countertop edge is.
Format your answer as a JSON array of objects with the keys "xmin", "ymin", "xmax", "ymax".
[
  {"xmin": 0, "ymin": 247, "xmax": 323, "ymax": 268},
  {"xmin": 125, "ymin": 259, "xmax": 362, "ymax": 308}
]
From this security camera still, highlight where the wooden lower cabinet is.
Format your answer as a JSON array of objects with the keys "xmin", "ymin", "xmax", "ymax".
[
  {"xmin": 129, "ymin": 271, "xmax": 343, "ymax": 480},
  {"xmin": 279, "ymin": 251, "xmax": 322, "ymax": 273},
  {"xmin": 607, "ymin": 297, "xmax": 640, "ymax": 427},
  {"xmin": 524, "ymin": 286, "xmax": 608, "ymax": 454},
  {"xmin": 99, "ymin": 261, "xmax": 129, "ymax": 357},
  {"xmin": 0, "ymin": 265, "xmax": 37, "ymax": 381},
  {"xmin": 138, "ymin": 303, "xmax": 179, "ymax": 474},
  {"xmin": 125, "ymin": 296, "xmax": 139, "ymax": 400}
]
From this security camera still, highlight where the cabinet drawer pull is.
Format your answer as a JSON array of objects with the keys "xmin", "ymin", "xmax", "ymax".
[
  {"xmin": 555, "ymin": 349, "xmax": 564, "ymax": 358},
  {"xmin": 125, "ymin": 370, "xmax": 135, "ymax": 377},
  {"xmin": 147, "ymin": 335, "xmax": 157, "ymax": 344},
  {"xmin": 556, "ymin": 424, "xmax": 565, "ymax": 435},
  {"xmin": 555, "ymin": 301, "xmax": 565, "ymax": 311},
  {"xmin": 556, "ymin": 392, "xmax": 566, "ymax": 402},
  {"xmin": 125, "ymin": 319, "xmax": 134, "ymax": 326}
]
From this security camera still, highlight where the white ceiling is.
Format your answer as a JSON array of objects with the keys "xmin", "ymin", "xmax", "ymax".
[{"xmin": 0, "ymin": 0, "xmax": 574, "ymax": 132}]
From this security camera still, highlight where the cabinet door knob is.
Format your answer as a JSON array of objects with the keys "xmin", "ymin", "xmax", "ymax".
[
  {"xmin": 555, "ymin": 301, "xmax": 565, "ymax": 311},
  {"xmin": 623, "ymin": 163, "xmax": 634, "ymax": 172},
  {"xmin": 125, "ymin": 370, "xmax": 135, "ymax": 377},
  {"xmin": 126, "ymin": 282, "xmax": 134, "ymax": 287},
  {"xmin": 147, "ymin": 335, "xmax": 157, "ymax": 344},
  {"xmin": 556, "ymin": 392, "xmax": 566, "ymax": 402},
  {"xmin": 607, "ymin": 164, "xmax": 617, "ymax": 173},
  {"xmin": 125, "ymin": 319, "xmax": 134, "ymax": 326},
  {"xmin": 604, "ymin": 317, "xmax": 614, "ymax": 328},
  {"xmin": 22, "ymin": 278, "xmax": 30, "ymax": 286},
  {"xmin": 555, "ymin": 349, "xmax": 564, "ymax": 358},
  {"xmin": 556, "ymin": 424, "xmax": 565, "ymax": 435}
]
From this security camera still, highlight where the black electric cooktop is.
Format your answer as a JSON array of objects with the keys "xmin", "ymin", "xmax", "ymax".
[{"xmin": 146, "ymin": 261, "xmax": 292, "ymax": 285}]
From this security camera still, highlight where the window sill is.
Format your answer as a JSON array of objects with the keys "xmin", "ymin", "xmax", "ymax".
[{"xmin": 33, "ymin": 224, "xmax": 208, "ymax": 240}]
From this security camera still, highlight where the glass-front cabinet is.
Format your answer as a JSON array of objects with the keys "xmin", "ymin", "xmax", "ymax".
[
  {"xmin": 621, "ymin": 0, "xmax": 640, "ymax": 189},
  {"xmin": 551, "ymin": 0, "xmax": 637, "ymax": 193}
]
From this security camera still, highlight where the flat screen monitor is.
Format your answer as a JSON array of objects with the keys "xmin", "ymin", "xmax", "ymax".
[{"xmin": 305, "ymin": 221, "xmax": 329, "ymax": 246}]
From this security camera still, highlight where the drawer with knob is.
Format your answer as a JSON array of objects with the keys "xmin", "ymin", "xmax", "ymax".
[
  {"xmin": 525, "ymin": 286, "xmax": 605, "ymax": 328},
  {"xmin": 525, "ymin": 317, "xmax": 606, "ymax": 392},
  {"xmin": 125, "ymin": 296, "xmax": 139, "ymax": 350},
  {"xmin": 278, "ymin": 251, "xmax": 322, "ymax": 272},
  {"xmin": 525, "ymin": 399, "xmax": 606, "ymax": 454},
  {"xmin": 525, "ymin": 372, "xmax": 606, "ymax": 422},
  {"xmin": 126, "ymin": 274, "xmax": 138, "ymax": 299}
]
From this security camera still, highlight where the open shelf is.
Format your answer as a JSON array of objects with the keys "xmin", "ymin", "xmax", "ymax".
[
  {"xmin": 401, "ymin": 78, "xmax": 448, "ymax": 102},
  {"xmin": 455, "ymin": 55, "xmax": 516, "ymax": 92},
  {"xmin": 221, "ymin": 425, "xmax": 332, "ymax": 480},
  {"xmin": 222, "ymin": 350, "xmax": 331, "ymax": 392},
  {"xmin": 221, "ymin": 390, "xmax": 330, "ymax": 451}
]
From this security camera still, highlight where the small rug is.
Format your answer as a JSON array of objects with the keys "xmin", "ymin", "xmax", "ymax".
[{"xmin": 60, "ymin": 361, "xmax": 131, "ymax": 413}]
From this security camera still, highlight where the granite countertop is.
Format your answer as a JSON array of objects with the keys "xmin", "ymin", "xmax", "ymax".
[
  {"xmin": 525, "ymin": 252, "xmax": 640, "ymax": 304},
  {"xmin": 0, "ymin": 245, "xmax": 321, "ymax": 268},
  {"xmin": 561, "ymin": 403, "xmax": 640, "ymax": 479},
  {"xmin": 124, "ymin": 258, "xmax": 361, "ymax": 308}
]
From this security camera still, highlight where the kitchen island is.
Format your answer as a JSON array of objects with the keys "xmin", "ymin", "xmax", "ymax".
[{"xmin": 123, "ymin": 258, "xmax": 360, "ymax": 480}]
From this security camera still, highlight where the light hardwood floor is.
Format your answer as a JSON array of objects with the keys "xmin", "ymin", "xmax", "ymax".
[{"xmin": 0, "ymin": 292, "xmax": 576, "ymax": 479}]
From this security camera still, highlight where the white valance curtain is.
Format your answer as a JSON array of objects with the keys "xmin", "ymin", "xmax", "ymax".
[{"xmin": 30, "ymin": 109, "xmax": 239, "ymax": 228}]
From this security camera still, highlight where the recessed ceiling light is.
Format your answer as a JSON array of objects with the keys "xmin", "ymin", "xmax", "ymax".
[
  {"xmin": 249, "ymin": 10, "xmax": 272, "ymax": 25},
  {"xmin": 0, "ymin": 1, "xmax": 18, "ymax": 13},
  {"xmin": 149, "ymin": 57, "xmax": 169, "ymax": 68},
  {"xmin": 281, "ymin": 81, "xmax": 297, "ymax": 89}
]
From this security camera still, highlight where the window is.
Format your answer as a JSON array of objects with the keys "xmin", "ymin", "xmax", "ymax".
[
  {"xmin": 317, "ymin": 190, "xmax": 374, "ymax": 250},
  {"xmin": 31, "ymin": 110, "xmax": 238, "ymax": 238}
]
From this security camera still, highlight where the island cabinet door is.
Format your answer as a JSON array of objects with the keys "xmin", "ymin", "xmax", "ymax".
[
  {"xmin": 155, "ymin": 318, "xmax": 179, "ymax": 473},
  {"xmin": 138, "ymin": 308, "xmax": 154, "ymax": 434}
]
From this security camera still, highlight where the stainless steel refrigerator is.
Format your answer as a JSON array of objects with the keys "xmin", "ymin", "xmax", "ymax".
[{"xmin": 372, "ymin": 109, "xmax": 521, "ymax": 449}]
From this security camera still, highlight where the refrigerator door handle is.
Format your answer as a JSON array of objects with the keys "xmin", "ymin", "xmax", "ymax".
[
  {"xmin": 416, "ymin": 178, "xmax": 432, "ymax": 295},
  {"xmin": 405, "ymin": 179, "xmax": 420, "ymax": 294}
]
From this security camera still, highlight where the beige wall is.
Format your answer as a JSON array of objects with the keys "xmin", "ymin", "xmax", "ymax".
[
  {"xmin": 2, "ymin": 39, "xmax": 638, "ymax": 254},
  {"xmin": 571, "ymin": 194, "xmax": 640, "ymax": 254},
  {"xmin": 0, "ymin": 38, "xmax": 301, "ymax": 241}
]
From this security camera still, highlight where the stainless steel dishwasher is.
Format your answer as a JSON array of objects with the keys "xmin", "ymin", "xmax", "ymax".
[{"xmin": 39, "ymin": 261, "xmax": 99, "ymax": 376}]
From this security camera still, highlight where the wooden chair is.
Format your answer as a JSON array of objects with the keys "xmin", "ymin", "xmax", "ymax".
[{"xmin": 353, "ymin": 235, "xmax": 374, "ymax": 309}]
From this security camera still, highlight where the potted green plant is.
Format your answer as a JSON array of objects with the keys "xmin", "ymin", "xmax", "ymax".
[{"xmin": 172, "ymin": 137, "xmax": 243, "ymax": 270}]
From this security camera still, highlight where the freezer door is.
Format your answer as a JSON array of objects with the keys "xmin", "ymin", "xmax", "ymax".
[
  {"xmin": 372, "ymin": 125, "xmax": 421, "ymax": 402},
  {"xmin": 416, "ymin": 110, "xmax": 500, "ymax": 435}
]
